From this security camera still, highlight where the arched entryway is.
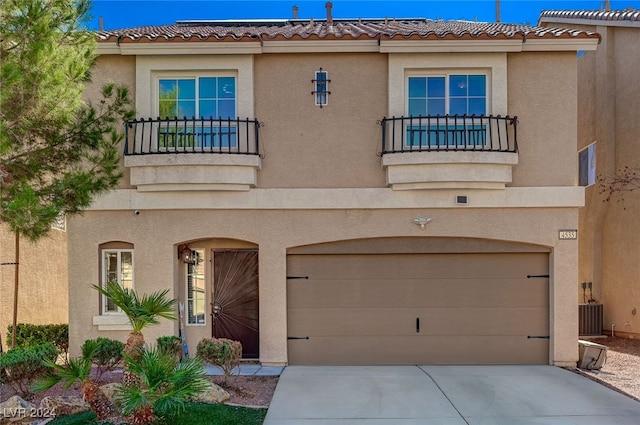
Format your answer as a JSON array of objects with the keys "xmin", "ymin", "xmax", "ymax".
[{"xmin": 178, "ymin": 238, "xmax": 259, "ymax": 359}]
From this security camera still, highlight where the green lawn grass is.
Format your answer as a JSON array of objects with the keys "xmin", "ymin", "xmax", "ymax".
[{"xmin": 48, "ymin": 403, "xmax": 267, "ymax": 425}]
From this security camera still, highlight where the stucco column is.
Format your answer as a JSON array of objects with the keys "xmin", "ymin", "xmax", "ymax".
[
  {"xmin": 551, "ymin": 240, "xmax": 579, "ymax": 367},
  {"xmin": 259, "ymin": 244, "xmax": 288, "ymax": 365}
]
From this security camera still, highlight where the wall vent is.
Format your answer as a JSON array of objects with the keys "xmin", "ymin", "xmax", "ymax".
[
  {"xmin": 579, "ymin": 303, "xmax": 603, "ymax": 336},
  {"xmin": 456, "ymin": 195, "xmax": 468, "ymax": 205}
]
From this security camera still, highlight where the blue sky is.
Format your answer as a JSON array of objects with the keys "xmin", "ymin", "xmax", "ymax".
[{"xmin": 88, "ymin": 0, "xmax": 640, "ymax": 30}]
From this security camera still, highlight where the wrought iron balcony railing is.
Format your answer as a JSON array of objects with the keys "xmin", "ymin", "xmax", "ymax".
[
  {"xmin": 124, "ymin": 117, "xmax": 261, "ymax": 156},
  {"xmin": 380, "ymin": 115, "xmax": 518, "ymax": 155}
]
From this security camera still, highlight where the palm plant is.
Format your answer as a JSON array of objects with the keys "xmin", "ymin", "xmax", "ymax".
[
  {"xmin": 93, "ymin": 281, "xmax": 177, "ymax": 386},
  {"xmin": 117, "ymin": 347, "xmax": 209, "ymax": 425},
  {"xmin": 34, "ymin": 350, "xmax": 114, "ymax": 420}
]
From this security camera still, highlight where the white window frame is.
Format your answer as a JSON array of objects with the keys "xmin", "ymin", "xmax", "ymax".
[
  {"xmin": 186, "ymin": 249, "xmax": 206, "ymax": 326},
  {"xmin": 388, "ymin": 53, "xmax": 506, "ymax": 119},
  {"xmin": 101, "ymin": 249, "xmax": 134, "ymax": 315},
  {"xmin": 405, "ymin": 70, "xmax": 490, "ymax": 117},
  {"xmin": 579, "ymin": 142, "xmax": 597, "ymax": 187},
  {"xmin": 156, "ymin": 74, "xmax": 238, "ymax": 119},
  {"xmin": 404, "ymin": 70, "xmax": 490, "ymax": 148},
  {"xmin": 314, "ymin": 69, "xmax": 329, "ymax": 107},
  {"xmin": 153, "ymin": 73, "xmax": 239, "ymax": 151}
]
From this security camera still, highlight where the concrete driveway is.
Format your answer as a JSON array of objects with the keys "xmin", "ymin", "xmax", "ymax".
[{"xmin": 263, "ymin": 365, "xmax": 640, "ymax": 424}]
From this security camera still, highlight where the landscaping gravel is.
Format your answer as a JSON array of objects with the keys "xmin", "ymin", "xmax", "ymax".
[{"xmin": 575, "ymin": 336, "xmax": 640, "ymax": 401}]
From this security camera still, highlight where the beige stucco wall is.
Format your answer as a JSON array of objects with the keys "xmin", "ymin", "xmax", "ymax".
[
  {"xmin": 507, "ymin": 51, "xmax": 578, "ymax": 187},
  {"xmin": 254, "ymin": 53, "xmax": 388, "ymax": 188},
  {"xmin": 68, "ymin": 206, "xmax": 579, "ymax": 366},
  {"xmin": 550, "ymin": 22, "xmax": 640, "ymax": 337},
  {"xmin": 597, "ymin": 26, "xmax": 640, "ymax": 337},
  {"xmin": 0, "ymin": 225, "xmax": 68, "ymax": 349}
]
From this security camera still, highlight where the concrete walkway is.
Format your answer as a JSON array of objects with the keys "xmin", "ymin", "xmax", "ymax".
[
  {"xmin": 264, "ymin": 365, "xmax": 640, "ymax": 424},
  {"xmin": 204, "ymin": 364, "xmax": 284, "ymax": 376}
]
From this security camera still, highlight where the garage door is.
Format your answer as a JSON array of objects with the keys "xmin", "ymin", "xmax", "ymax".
[{"xmin": 287, "ymin": 252, "xmax": 549, "ymax": 365}]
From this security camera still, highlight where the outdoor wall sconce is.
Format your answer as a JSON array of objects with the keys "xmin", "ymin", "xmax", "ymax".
[
  {"xmin": 312, "ymin": 68, "xmax": 330, "ymax": 107},
  {"xmin": 413, "ymin": 217, "xmax": 432, "ymax": 229},
  {"xmin": 178, "ymin": 244, "xmax": 195, "ymax": 264}
]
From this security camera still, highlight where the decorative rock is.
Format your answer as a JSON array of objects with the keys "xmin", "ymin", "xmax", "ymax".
[
  {"xmin": 39, "ymin": 396, "xmax": 90, "ymax": 417},
  {"xmin": 194, "ymin": 383, "xmax": 230, "ymax": 404},
  {"xmin": 99, "ymin": 382, "xmax": 122, "ymax": 405},
  {"xmin": 0, "ymin": 395, "xmax": 37, "ymax": 424}
]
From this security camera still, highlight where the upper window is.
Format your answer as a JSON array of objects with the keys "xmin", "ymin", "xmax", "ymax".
[
  {"xmin": 579, "ymin": 143, "xmax": 596, "ymax": 187},
  {"xmin": 157, "ymin": 76, "xmax": 238, "ymax": 149},
  {"xmin": 159, "ymin": 76, "xmax": 236, "ymax": 119},
  {"xmin": 406, "ymin": 74, "xmax": 488, "ymax": 148},
  {"xmin": 102, "ymin": 249, "xmax": 134, "ymax": 314},
  {"xmin": 408, "ymin": 74, "xmax": 486, "ymax": 116},
  {"xmin": 186, "ymin": 249, "xmax": 206, "ymax": 326}
]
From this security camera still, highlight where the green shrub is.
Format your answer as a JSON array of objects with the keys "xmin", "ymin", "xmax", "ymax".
[
  {"xmin": 0, "ymin": 342, "xmax": 57, "ymax": 398},
  {"xmin": 7, "ymin": 323, "xmax": 69, "ymax": 355},
  {"xmin": 196, "ymin": 338, "xmax": 242, "ymax": 381},
  {"xmin": 157, "ymin": 336, "xmax": 183, "ymax": 360},
  {"xmin": 117, "ymin": 347, "xmax": 209, "ymax": 425},
  {"xmin": 81, "ymin": 337, "xmax": 124, "ymax": 381}
]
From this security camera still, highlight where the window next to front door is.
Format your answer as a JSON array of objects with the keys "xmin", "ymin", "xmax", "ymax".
[
  {"xmin": 187, "ymin": 249, "xmax": 206, "ymax": 325},
  {"xmin": 102, "ymin": 249, "xmax": 134, "ymax": 314}
]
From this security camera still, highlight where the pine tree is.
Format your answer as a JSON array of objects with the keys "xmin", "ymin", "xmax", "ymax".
[{"xmin": 0, "ymin": 0, "xmax": 134, "ymax": 348}]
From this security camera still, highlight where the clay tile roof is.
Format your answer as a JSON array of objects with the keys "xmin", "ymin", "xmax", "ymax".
[
  {"xmin": 539, "ymin": 9, "xmax": 640, "ymax": 23},
  {"xmin": 96, "ymin": 18, "xmax": 599, "ymax": 44}
]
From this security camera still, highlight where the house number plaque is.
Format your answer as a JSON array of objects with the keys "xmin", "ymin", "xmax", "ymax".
[{"xmin": 559, "ymin": 229, "xmax": 578, "ymax": 240}]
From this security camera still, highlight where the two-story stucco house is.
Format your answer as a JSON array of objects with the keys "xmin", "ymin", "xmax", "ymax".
[
  {"xmin": 68, "ymin": 9, "xmax": 600, "ymax": 366},
  {"xmin": 539, "ymin": 9, "xmax": 640, "ymax": 339}
]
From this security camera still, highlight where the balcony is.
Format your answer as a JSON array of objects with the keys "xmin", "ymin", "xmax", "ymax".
[
  {"xmin": 380, "ymin": 115, "xmax": 519, "ymax": 190},
  {"xmin": 124, "ymin": 117, "xmax": 261, "ymax": 192}
]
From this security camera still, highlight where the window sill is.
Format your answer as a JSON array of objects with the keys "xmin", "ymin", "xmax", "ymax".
[{"xmin": 92, "ymin": 315, "xmax": 133, "ymax": 331}]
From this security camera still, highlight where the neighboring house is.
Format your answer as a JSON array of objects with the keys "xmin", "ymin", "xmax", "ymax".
[
  {"xmin": 539, "ymin": 9, "xmax": 640, "ymax": 339},
  {"xmin": 0, "ymin": 222, "xmax": 68, "ymax": 350},
  {"xmin": 69, "ymin": 6, "xmax": 600, "ymax": 366}
]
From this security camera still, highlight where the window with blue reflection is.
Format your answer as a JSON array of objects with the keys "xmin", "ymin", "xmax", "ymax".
[
  {"xmin": 408, "ymin": 76, "xmax": 446, "ymax": 116},
  {"xmin": 408, "ymin": 74, "xmax": 486, "ymax": 116},
  {"xmin": 157, "ymin": 75, "xmax": 238, "ymax": 149},
  {"xmin": 314, "ymin": 70, "xmax": 329, "ymax": 106},
  {"xmin": 158, "ymin": 76, "xmax": 236, "ymax": 119}
]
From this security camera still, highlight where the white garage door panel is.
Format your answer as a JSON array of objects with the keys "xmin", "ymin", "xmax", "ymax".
[{"xmin": 287, "ymin": 252, "xmax": 549, "ymax": 365}]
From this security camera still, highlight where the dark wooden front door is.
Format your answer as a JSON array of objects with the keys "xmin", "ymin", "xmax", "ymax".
[{"xmin": 211, "ymin": 249, "xmax": 259, "ymax": 358}]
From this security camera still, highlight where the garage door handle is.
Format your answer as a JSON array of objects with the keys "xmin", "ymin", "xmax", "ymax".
[
  {"xmin": 288, "ymin": 336, "xmax": 309, "ymax": 340},
  {"xmin": 416, "ymin": 317, "xmax": 420, "ymax": 333}
]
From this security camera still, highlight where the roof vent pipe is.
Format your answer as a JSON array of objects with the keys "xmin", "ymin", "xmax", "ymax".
[
  {"xmin": 496, "ymin": 0, "xmax": 501, "ymax": 23},
  {"xmin": 293, "ymin": 5, "xmax": 298, "ymax": 20},
  {"xmin": 325, "ymin": 2, "xmax": 333, "ymax": 25}
]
